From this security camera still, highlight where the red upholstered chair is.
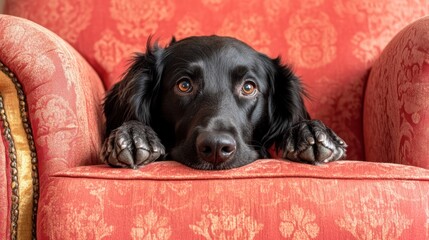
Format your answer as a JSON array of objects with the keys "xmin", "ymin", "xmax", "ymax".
[{"xmin": 1, "ymin": 0, "xmax": 429, "ymax": 239}]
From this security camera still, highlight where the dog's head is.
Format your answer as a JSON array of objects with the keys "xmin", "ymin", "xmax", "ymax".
[{"xmin": 105, "ymin": 36, "xmax": 309, "ymax": 170}]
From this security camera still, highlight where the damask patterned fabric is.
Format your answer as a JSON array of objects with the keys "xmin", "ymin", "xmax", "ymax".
[
  {"xmin": 39, "ymin": 160, "xmax": 429, "ymax": 239},
  {"xmin": 5, "ymin": 0, "xmax": 428, "ymax": 161},
  {"xmin": 0, "ymin": 15, "xmax": 105, "ymax": 177},
  {"xmin": 0, "ymin": 14, "xmax": 105, "ymax": 239},
  {"xmin": 364, "ymin": 16, "xmax": 429, "ymax": 169},
  {"xmin": 1, "ymin": 0, "xmax": 429, "ymax": 239}
]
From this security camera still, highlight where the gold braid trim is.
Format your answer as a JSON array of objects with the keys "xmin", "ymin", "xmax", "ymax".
[{"xmin": 0, "ymin": 61, "xmax": 39, "ymax": 240}]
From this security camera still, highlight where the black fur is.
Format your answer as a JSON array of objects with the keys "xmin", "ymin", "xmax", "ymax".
[{"xmin": 100, "ymin": 36, "xmax": 347, "ymax": 170}]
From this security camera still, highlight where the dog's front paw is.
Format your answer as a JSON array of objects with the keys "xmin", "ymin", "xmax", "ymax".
[
  {"xmin": 281, "ymin": 120, "xmax": 347, "ymax": 164},
  {"xmin": 100, "ymin": 121, "xmax": 165, "ymax": 169}
]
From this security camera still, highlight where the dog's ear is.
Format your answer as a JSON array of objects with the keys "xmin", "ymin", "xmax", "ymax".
[
  {"xmin": 169, "ymin": 36, "xmax": 177, "ymax": 45},
  {"xmin": 103, "ymin": 40, "xmax": 164, "ymax": 135},
  {"xmin": 261, "ymin": 57, "xmax": 310, "ymax": 153}
]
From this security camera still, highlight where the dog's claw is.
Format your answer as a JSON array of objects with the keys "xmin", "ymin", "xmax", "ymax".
[
  {"xmin": 101, "ymin": 121, "xmax": 165, "ymax": 169},
  {"xmin": 306, "ymin": 137, "xmax": 315, "ymax": 145},
  {"xmin": 299, "ymin": 146, "xmax": 315, "ymax": 163},
  {"xmin": 135, "ymin": 149, "xmax": 150, "ymax": 165},
  {"xmin": 118, "ymin": 149, "xmax": 134, "ymax": 166},
  {"xmin": 316, "ymin": 132, "xmax": 326, "ymax": 143},
  {"xmin": 281, "ymin": 120, "xmax": 347, "ymax": 164},
  {"xmin": 117, "ymin": 137, "xmax": 130, "ymax": 150},
  {"xmin": 316, "ymin": 144, "xmax": 333, "ymax": 162}
]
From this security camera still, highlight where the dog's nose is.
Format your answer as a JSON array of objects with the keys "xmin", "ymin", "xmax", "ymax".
[{"xmin": 196, "ymin": 132, "xmax": 236, "ymax": 165}]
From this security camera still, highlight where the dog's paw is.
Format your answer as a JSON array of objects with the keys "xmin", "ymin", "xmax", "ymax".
[
  {"xmin": 281, "ymin": 120, "xmax": 347, "ymax": 164},
  {"xmin": 100, "ymin": 121, "xmax": 165, "ymax": 169}
]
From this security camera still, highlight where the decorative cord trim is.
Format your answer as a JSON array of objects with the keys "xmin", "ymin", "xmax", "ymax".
[
  {"xmin": 0, "ymin": 61, "xmax": 39, "ymax": 240},
  {"xmin": 0, "ymin": 94, "xmax": 19, "ymax": 240}
]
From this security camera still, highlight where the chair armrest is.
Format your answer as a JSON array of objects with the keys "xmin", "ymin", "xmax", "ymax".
[
  {"xmin": 0, "ymin": 14, "xmax": 106, "ymax": 239},
  {"xmin": 364, "ymin": 16, "xmax": 429, "ymax": 169},
  {"xmin": 0, "ymin": 15, "xmax": 106, "ymax": 179}
]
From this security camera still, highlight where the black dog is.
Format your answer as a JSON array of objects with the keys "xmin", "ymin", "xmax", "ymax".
[{"xmin": 100, "ymin": 36, "xmax": 347, "ymax": 170}]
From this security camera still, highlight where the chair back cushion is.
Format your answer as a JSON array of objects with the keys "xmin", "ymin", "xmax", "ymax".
[{"xmin": 5, "ymin": 0, "xmax": 428, "ymax": 160}]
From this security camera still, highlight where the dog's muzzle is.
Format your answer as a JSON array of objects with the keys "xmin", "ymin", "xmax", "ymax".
[{"xmin": 196, "ymin": 131, "xmax": 237, "ymax": 165}]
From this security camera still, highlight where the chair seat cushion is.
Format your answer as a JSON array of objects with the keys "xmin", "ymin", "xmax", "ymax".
[{"xmin": 37, "ymin": 160, "xmax": 429, "ymax": 239}]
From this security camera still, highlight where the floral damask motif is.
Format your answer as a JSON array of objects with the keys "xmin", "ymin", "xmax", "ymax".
[
  {"xmin": 131, "ymin": 210, "xmax": 172, "ymax": 240},
  {"xmin": 0, "ymin": 22, "xmax": 56, "ymax": 82},
  {"xmin": 62, "ymin": 204, "xmax": 114, "ymax": 239},
  {"xmin": 201, "ymin": 0, "xmax": 229, "ymax": 11},
  {"xmin": 336, "ymin": 196, "xmax": 413, "ymax": 240},
  {"xmin": 263, "ymin": 0, "xmax": 291, "ymax": 21},
  {"xmin": 33, "ymin": 94, "xmax": 78, "ymax": 159},
  {"xmin": 110, "ymin": 0, "xmax": 175, "ymax": 39},
  {"xmin": 309, "ymin": 75, "xmax": 365, "ymax": 160},
  {"xmin": 175, "ymin": 16, "xmax": 204, "ymax": 39},
  {"xmin": 335, "ymin": 0, "xmax": 426, "ymax": 63},
  {"xmin": 6, "ymin": 0, "xmax": 93, "ymax": 43},
  {"xmin": 3, "ymin": 3, "xmax": 429, "ymax": 240},
  {"xmin": 153, "ymin": 182, "xmax": 198, "ymax": 212},
  {"xmin": 218, "ymin": 13, "xmax": 272, "ymax": 55},
  {"xmin": 298, "ymin": 0, "xmax": 325, "ymax": 8},
  {"xmin": 93, "ymin": 29, "xmax": 135, "ymax": 73},
  {"xmin": 190, "ymin": 205, "xmax": 264, "ymax": 240},
  {"xmin": 279, "ymin": 205, "xmax": 320, "ymax": 240},
  {"xmin": 288, "ymin": 179, "xmax": 341, "ymax": 205},
  {"xmin": 285, "ymin": 10, "xmax": 337, "ymax": 68},
  {"xmin": 364, "ymin": 17, "xmax": 429, "ymax": 168},
  {"xmin": 159, "ymin": 182, "xmax": 193, "ymax": 197},
  {"xmin": 93, "ymin": 29, "xmax": 137, "ymax": 84},
  {"xmin": 40, "ymin": 183, "xmax": 114, "ymax": 239}
]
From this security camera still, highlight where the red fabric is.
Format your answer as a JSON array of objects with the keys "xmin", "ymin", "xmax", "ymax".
[
  {"xmin": 55, "ymin": 160, "xmax": 429, "ymax": 181},
  {"xmin": 0, "ymin": 15, "xmax": 105, "ymax": 183},
  {"xmin": 38, "ymin": 160, "xmax": 429, "ymax": 239},
  {"xmin": 0, "ymin": 15, "xmax": 105, "ymax": 238},
  {"xmin": 1, "ymin": 1, "xmax": 429, "ymax": 239},
  {"xmin": 7, "ymin": 0, "xmax": 428, "ymax": 160},
  {"xmin": 364, "ymin": 16, "xmax": 429, "ymax": 169}
]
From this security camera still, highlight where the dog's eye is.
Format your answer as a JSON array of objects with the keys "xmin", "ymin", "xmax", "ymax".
[
  {"xmin": 241, "ymin": 81, "xmax": 257, "ymax": 96},
  {"xmin": 176, "ymin": 78, "xmax": 193, "ymax": 93}
]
